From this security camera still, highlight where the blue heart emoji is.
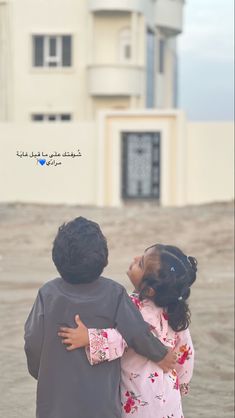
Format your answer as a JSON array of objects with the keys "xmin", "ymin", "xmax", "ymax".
[{"xmin": 39, "ymin": 159, "xmax": 46, "ymax": 166}]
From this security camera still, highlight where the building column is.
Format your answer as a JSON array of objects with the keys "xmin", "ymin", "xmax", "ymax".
[
  {"xmin": 0, "ymin": 2, "xmax": 11, "ymax": 121},
  {"xmin": 164, "ymin": 38, "xmax": 176, "ymax": 108},
  {"xmin": 87, "ymin": 12, "xmax": 94, "ymax": 64},
  {"xmin": 130, "ymin": 96, "xmax": 139, "ymax": 108},
  {"xmin": 86, "ymin": 12, "xmax": 94, "ymax": 119},
  {"xmin": 131, "ymin": 11, "xmax": 138, "ymax": 65}
]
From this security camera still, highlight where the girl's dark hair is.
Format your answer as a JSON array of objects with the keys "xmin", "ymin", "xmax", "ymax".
[{"xmin": 139, "ymin": 244, "xmax": 197, "ymax": 332}]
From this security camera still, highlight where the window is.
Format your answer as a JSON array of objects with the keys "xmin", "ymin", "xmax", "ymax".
[
  {"xmin": 33, "ymin": 35, "xmax": 72, "ymax": 67},
  {"xmin": 119, "ymin": 28, "xmax": 131, "ymax": 62},
  {"xmin": 159, "ymin": 39, "xmax": 165, "ymax": 74},
  {"xmin": 61, "ymin": 114, "xmax": 71, "ymax": 121},
  {"xmin": 32, "ymin": 114, "xmax": 44, "ymax": 121},
  {"xmin": 31, "ymin": 114, "xmax": 72, "ymax": 122}
]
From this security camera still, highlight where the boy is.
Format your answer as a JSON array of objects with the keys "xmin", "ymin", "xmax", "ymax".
[{"xmin": 24, "ymin": 217, "xmax": 176, "ymax": 418}]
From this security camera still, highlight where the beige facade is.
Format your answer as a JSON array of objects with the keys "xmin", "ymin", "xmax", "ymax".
[
  {"xmin": 0, "ymin": 116, "xmax": 234, "ymax": 206},
  {"xmin": 0, "ymin": 0, "xmax": 184, "ymax": 122},
  {"xmin": 186, "ymin": 123, "xmax": 234, "ymax": 204},
  {"xmin": 0, "ymin": 123, "xmax": 97, "ymax": 205}
]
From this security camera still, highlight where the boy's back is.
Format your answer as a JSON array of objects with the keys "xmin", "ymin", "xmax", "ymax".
[{"xmin": 25, "ymin": 276, "xmax": 126, "ymax": 418}]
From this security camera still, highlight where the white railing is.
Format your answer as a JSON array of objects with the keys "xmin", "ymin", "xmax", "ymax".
[
  {"xmin": 89, "ymin": 0, "xmax": 145, "ymax": 14},
  {"xmin": 88, "ymin": 64, "xmax": 144, "ymax": 96}
]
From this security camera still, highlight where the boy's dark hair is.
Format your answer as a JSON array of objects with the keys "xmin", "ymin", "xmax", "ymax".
[
  {"xmin": 139, "ymin": 244, "xmax": 197, "ymax": 332},
  {"xmin": 52, "ymin": 217, "xmax": 108, "ymax": 284}
]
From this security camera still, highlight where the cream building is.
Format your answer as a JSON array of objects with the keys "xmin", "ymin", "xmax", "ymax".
[
  {"xmin": 0, "ymin": 0, "xmax": 234, "ymax": 207},
  {"xmin": 0, "ymin": 0, "xmax": 183, "ymax": 122}
]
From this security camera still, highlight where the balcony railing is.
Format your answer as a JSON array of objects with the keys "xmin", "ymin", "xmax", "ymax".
[
  {"xmin": 89, "ymin": 0, "xmax": 184, "ymax": 36},
  {"xmin": 155, "ymin": 0, "xmax": 184, "ymax": 36},
  {"xmin": 88, "ymin": 64, "xmax": 144, "ymax": 96},
  {"xmin": 89, "ymin": 0, "xmax": 145, "ymax": 14}
]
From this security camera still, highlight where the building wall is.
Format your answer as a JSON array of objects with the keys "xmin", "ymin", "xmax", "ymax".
[
  {"xmin": 0, "ymin": 123, "xmax": 97, "ymax": 204},
  {"xmin": 9, "ymin": 0, "xmax": 89, "ymax": 122},
  {"xmin": 164, "ymin": 37, "xmax": 177, "ymax": 108},
  {"xmin": 1, "ymin": 117, "xmax": 233, "ymax": 207},
  {"xmin": 186, "ymin": 122, "xmax": 234, "ymax": 204},
  {"xmin": 93, "ymin": 13, "xmax": 132, "ymax": 64},
  {"xmin": 93, "ymin": 96, "xmax": 131, "ymax": 116},
  {"xmin": 0, "ymin": 0, "xmax": 12, "ymax": 121}
]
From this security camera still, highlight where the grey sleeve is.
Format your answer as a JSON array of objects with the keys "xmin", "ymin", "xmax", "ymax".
[
  {"xmin": 114, "ymin": 289, "xmax": 167, "ymax": 362},
  {"xmin": 24, "ymin": 290, "xmax": 44, "ymax": 379}
]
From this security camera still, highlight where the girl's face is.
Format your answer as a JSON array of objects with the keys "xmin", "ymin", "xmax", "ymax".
[{"xmin": 127, "ymin": 246, "xmax": 156, "ymax": 291}]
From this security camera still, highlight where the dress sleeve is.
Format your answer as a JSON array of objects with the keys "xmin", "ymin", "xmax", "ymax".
[
  {"xmin": 85, "ymin": 289, "xmax": 168, "ymax": 365},
  {"xmin": 85, "ymin": 328, "xmax": 127, "ymax": 365},
  {"xmin": 24, "ymin": 290, "xmax": 44, "ymax": 379},
  {"xmin": 174, "ymin": 328, "xmax": 194, "ymax": 395}
]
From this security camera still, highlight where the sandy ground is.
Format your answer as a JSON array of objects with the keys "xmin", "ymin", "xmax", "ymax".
[{"xmin": 0, "ymin": 202, "xmax": 234, "ymax": 418}]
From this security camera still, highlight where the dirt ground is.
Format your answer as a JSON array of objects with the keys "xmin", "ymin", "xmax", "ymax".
[{"xmin": 0, "ymin": 201, "xmax": 234, "ymax": 418}]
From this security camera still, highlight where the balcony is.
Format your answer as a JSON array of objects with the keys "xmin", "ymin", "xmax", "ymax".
[
  {"xmin": 89, "ymin": 0, "xmax": 145, "ymax": 14},
  {"xmin": 155, "ymin": 0, "xmax": 184, "ymax": 36},
  {"xmin": 88, "ymin": 65, "xmax": 144, "ymax": 96}
]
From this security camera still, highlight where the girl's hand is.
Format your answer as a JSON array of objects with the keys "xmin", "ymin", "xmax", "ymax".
[
  {"xmin": 157, "ymin": 348, "xmax": 178, "ymax": 373},
  {"xmin": 58, "ymin": 315, "xmax": 89, "ymax": 351}
]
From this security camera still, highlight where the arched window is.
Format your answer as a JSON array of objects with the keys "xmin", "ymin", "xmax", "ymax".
[{"xmin": 119, "ymin": 28, "xmax": 131, "ymax": 62}]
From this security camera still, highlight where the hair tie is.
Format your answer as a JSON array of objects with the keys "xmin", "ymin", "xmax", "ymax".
[{"xmin": 187, "ymin": 256, "xmax": 193, "ymax": 267}]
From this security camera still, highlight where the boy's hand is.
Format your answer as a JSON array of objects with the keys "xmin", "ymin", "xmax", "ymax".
[
  {"xmin": 58, "ymin": 315, "xmax": 89, "ymax": 351},
  {"xmin": 157, "ymin": 348, "xmax": 177, "ymax": 373}
]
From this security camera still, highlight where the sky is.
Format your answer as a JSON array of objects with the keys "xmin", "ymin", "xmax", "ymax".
[{"xmin": 178, "ymin": 0, "xmax": 234, "ymax": 121}]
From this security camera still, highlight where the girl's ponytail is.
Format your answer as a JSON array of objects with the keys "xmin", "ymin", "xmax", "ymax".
[{"xmin": 167, "ymin": 288, "xmax": 191, "ymax": 332}]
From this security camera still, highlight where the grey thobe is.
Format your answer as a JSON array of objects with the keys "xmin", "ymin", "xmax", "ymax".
[{"xmin": 24, "ymin": 277, "xmax": 167, "ymax": 418}]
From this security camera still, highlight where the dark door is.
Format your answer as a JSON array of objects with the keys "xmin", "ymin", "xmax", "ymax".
[{"xmin": 122, "ymin": 132, "xmax": 161, "ymax": 200}]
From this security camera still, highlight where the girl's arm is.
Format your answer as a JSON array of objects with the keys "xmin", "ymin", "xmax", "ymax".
[
  {"xmin": 58, "ymin": 316, "xmax": 126, "ymax": 364},
  {"xmin": 59, "ymin": 294, "xmax": 162, "ymax": 365},
  {"xmin": 85, "ymin": 294, "xmax": 151, "ymax": 365},
  {"xmin": 85, "ymin": 328, "xmax": 127, "ymax": 365},
  {"xmin": 174, "ymin": 328, "xmax": 194, "ymax": 395},
  {"xmin": 58, "ymin": 292, "xmax": 176, "ymax": 370}
]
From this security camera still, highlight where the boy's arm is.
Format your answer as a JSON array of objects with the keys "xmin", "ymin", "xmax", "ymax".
[
  {"xmin": 114, "ymin": 288, "xmax": 168, "ymax": 362},
  {"xmin": 174, "ymin": 328, "xmax": 194, "ymax": 395},
  {"xmin": 24, "ymin": 291, "xmax": 44, "ymax": 380}
]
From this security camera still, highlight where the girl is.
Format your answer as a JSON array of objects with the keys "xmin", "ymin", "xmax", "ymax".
[{"xmin": 59, "ymin": 244, "xmax": 197, "ymax": 417}]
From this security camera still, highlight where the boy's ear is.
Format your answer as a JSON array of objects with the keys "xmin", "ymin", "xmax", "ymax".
[{"xmin": 145, "ymin": 287, "xmax": 155, "ymax": 297}]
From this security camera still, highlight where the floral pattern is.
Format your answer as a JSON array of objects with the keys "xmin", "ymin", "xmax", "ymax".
[
  {"xmin": 148, "ymin": 372, "xmax": 159, "ymax": 383},
  {"xmin": 86, "ymin": 295, "xmax": 194, "ymax": 417},
  {"xmin": 85, "ymin": 329, "xmax": 109, "ymax": 365},
  {"xmin": 123, "ymin": 391, "xmax": 148, "ymax": 414},
  {"xmin": 177, "ymin": 344, "xmax": 192, "ymax": 365}
]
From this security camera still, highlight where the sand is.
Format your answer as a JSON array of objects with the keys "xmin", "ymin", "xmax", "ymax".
[{"xmin": 0, "ymin": 201, "xmax": 234, "ymax": 417}]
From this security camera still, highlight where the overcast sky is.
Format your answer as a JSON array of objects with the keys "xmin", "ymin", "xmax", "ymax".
[{"xmin": 178, "ymin": 0, "xmax": 234, "ymax": 121}]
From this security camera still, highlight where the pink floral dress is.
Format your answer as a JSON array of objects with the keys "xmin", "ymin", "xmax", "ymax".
[{"xmin": 86, "ymin": 295, "xmax": 194, "ymax": 418}]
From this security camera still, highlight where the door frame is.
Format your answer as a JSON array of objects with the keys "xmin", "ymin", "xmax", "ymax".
[{"xmin": 96, "ymin": 110, "xmax": 187, "ymax": 207}]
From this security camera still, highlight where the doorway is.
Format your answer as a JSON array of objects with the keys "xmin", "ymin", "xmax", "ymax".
[{"xmin": 122, "ymin": 132, "xmax": 161, "ymax": 200}]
